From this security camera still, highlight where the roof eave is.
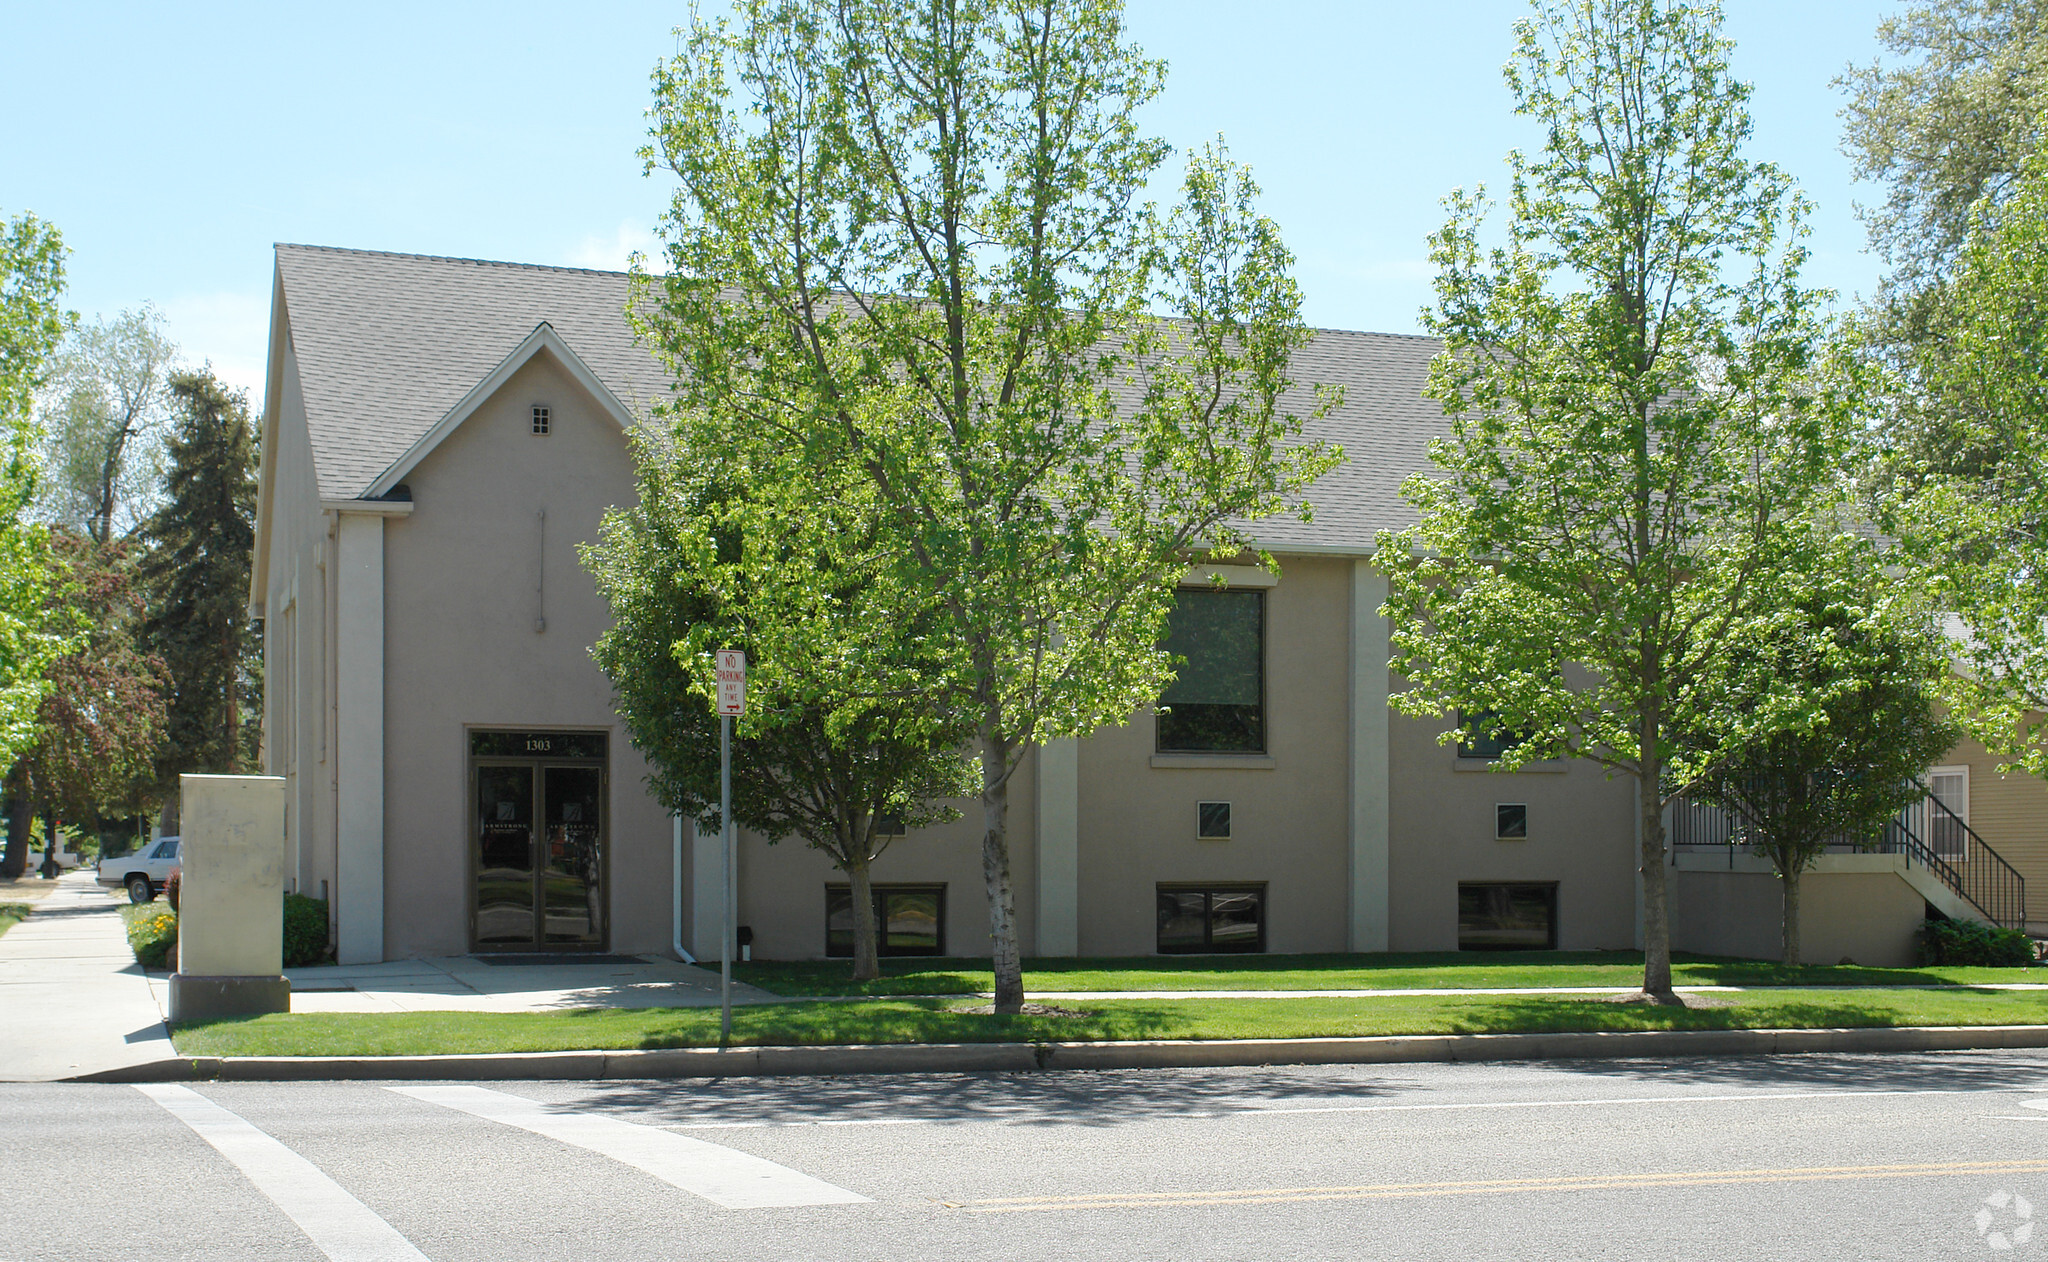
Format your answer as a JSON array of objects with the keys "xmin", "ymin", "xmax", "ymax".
[{"xmin": 249, "ymin": 262, "xmax": 291, "ymax": 615}]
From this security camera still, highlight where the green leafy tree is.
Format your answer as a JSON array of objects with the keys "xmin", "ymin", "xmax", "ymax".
[
  {"xmin": 639, "ymin": 0, "xmax": 1337, "ymax": 1012},
  {"xmin": 585, "ymin": 431, "xmax": 975, "ymax": 980},
  {"xmin": 19, "ymin": 531, "xmax": 169, "ymax": 876},
  {"xmin": 1882, "ymin": 133, "xmax": 2048, "ymax": 774},
  {"xmin": 1683, "ymin": 543, "xmax": 1958, "ymax": 964},
  {"xmin": 137, "ymin": 369, "xmax": 259, "ymax": 804},
  {"xmin": 1838, "ymin": 0, "xmax": 2048, "ymax": 295},
  {"xmin": 1839, "ymin": 2, "xmax": 2048, "ymax": 490},
  {"xmin": 37, "ymin": 307, "xmax": 179, "ymax": 543},
  {"xmin": 1375, "ymin": 0, "xmax": 1850, "ymax": 1000},
  {"xmin": 0, "ymin": 210, "xmax": 75, "ymax": 878}
]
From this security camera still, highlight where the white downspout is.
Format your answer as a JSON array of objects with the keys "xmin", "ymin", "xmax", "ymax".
[{"xmin": 672, "ymin": 812, "xmax": 696, "ymax": 964}]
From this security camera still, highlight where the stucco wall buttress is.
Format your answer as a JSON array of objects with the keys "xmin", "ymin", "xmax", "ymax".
[
  {"xmin": 1036, "ymin": 739, "xmax": 1080, "ymax": 957},
  {"xmin": 1348, "ymin": 561, "xmax": 1391, "ymax": 951},
  {"xmin": 692, "ymin": 809, "xmax": 725, "ymax": 962},
  {"xmin": 334, "ymin": 512, "xmax": 386, "ymax": 964}
]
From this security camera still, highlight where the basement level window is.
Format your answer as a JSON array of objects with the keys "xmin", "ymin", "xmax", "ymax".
[
  {"xmin": 532, "ymin": 405, "xmax": 551, "ymax": 435},
  {"xmin": 826, "ymin": 884, "xmax": 944, "ymax": 957},
  {"xmin": 1157, "ymin": 885, "xmax": 1266, "ymax": 954},
  {"xmin": 1458, "ymin": 882, "xmax": 1557, "ymax": 951}
]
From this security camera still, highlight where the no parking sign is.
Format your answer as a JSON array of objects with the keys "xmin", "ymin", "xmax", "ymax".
[{"xmin": 716, "ymin": 650, "xmax": 746, "ymax": 716}]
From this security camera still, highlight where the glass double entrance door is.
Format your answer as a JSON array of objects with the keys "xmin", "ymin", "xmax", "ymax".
[{"xmin": 471, "ymin": 731, "xmax": 607, "ymax": 951}]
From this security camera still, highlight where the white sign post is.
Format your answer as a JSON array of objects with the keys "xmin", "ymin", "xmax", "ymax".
[{"xmin": 714, "ymin": 650, "xmax": 745, "ymax": 1045}]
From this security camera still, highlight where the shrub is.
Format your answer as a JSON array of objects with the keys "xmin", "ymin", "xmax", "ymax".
[
  {"xmin": 165, "ymin": 870, "xmax": 181, "ymax": 912},
  {"xmin": 1919, "ymin": 917, "xmax": 2037, "ymax": 967},
  {"xmin": 283, "ymin": 893, "xmax": 330, "ymax": 968},
  {"xmin": 122, "ymin": 894, "xmax": 332, "ymax": 970},
  {"xmin": 123, "ymin": 904, "xmax": 177, "ymax": 970}
]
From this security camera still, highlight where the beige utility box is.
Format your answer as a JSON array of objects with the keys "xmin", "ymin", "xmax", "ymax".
[{"xmin": 167, "ymin": 774, "xmax": 291, "ymax": 1023}]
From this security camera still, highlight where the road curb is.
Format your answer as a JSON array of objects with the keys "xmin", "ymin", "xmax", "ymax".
[{"xmin": 68, "ymin": 1023, "xmax": 2048, "ymax": 1082}]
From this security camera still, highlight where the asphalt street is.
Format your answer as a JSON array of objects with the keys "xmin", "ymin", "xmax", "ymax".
[{"xmin": 11, "ymin": 1051, "xmax": 2048, "ymax": 1261}]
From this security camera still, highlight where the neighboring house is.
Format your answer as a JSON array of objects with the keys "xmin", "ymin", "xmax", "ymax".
[{"xmin": 253, "ymin": 244, "xmax": 2030, "ymax": 969}]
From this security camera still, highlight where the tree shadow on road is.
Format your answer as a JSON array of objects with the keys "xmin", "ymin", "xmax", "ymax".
[
  {"xmin": 1537, "ymin": 1048, "xmax": 2048, "ymax": 1094},
  {"xmin": 565, "ymin": 1062, "xmax": 1430, "ymax": 1129}
]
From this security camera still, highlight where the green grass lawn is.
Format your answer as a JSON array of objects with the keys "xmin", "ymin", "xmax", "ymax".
[
  {"xmin": 729, "ymin": 951, "xmax": 2048, "ymax": 996},
  {"xmin": 171, "ymin": 986, "xmax": 2048, "ymax": 1058},
  {"xmin": 0, "ymin": 903, "xmax": 29, "ymax": 940}
]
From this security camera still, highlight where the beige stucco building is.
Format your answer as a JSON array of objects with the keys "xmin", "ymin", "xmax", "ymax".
[{"xmin": 253, "ymin": 245, "xmax": 2028, "ymax": 971}]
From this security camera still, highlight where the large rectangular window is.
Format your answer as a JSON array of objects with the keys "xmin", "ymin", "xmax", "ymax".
[
  {"xmin": 1457, "ymin": 882, "xmax": 1557, "ymax": 951},
  {"xmin": 1157, "ymin": 588, "xmax": 1265, "ymax": 753},
  {"xmin": 1156, "ymin": 885, "xmax": 1267, "ymax": 954},
  {"xmin": 825, "ymin": 884, "xmax": 945, "ymax": 957},
  {"xmin": 1456, "ymin": 709, "xmax": 1534, "ymax": 761}
]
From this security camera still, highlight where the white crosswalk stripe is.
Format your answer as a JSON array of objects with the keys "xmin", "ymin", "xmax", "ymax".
[
  {"xmin": 136, "ymin": 1084, "xmax": 431, "ymax": 1262},
  {"xmin": 389, "ymin": 1084, "xmax": 871, "ymax": 1209}
]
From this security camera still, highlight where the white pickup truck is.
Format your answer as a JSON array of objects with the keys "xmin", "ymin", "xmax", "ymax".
[{"xmin": 96, "ymin": 837, "xmax": 180, "ymax": 903}]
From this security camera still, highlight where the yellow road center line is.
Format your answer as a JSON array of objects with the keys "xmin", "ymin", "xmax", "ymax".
[{"xmin": 947, "ymin": 1159, "xmax": 2048, "ymax": 1213}]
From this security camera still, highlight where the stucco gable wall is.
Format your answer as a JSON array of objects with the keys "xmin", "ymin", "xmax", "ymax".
[
  {"xmin": 377, "ymin": 351, "xmax": 672, "ymax": 957},
  {"xmin": 261, "ymin": 342, "xmax": 337, "ymax": 908}
]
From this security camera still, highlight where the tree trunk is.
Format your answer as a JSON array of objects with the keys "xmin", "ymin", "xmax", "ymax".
[
  {"xmin": 0, "ymin": 764, "xmax": 26, "ymax": 879},
  {"xmin": 1781, "ymin": 864, "xmax": 1801, "ymax": 966},
  {"xmin": 1638, "ymin": 748, "xmax": 1676, "ymax": 1000},
  {"xmin": 38, "ymin": 816, "xmax": 59, "ymax": 879},
  {"xmin": 847, "ymin": 851, "xmax": 881, "ymax": 983},
  {"xmin": 979, "ymin": 730, "xmax": 1023, "ymax": 1014}
]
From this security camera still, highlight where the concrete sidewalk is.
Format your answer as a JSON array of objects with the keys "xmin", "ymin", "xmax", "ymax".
[
  {"xmin": 0, "ymin": 872, "xmax": 177, "ymax": 1082},
  {"xmin": 2, "ymin": 871, "xmax": 777, "ymax": 1082},
  {"xmin": 143, "ymin": 952, "xmax": 782, "ymax": 1016},
  {"xmin": 970, "ymin": 983, "xmax": 2048, "ymax": 999}
]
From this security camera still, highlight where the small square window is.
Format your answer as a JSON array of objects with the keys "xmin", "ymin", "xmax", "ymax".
[
  {"xmin": 1496, "ymin": 803, "xmax": 1528, "ymax": 841},
  {"xmin": 532, "ymin": 405, "xmax": 551, "ymax": 435},
  {"xmin": 1197, "ymin": 801, "xmax": 1231, "ymax": 839},
  {"xmin": 873, "ymin": 812, "xmax": 905, "ymax": 838}
]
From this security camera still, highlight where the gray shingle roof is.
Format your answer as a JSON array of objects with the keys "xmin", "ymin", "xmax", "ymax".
[
  {"xmin": 273, "ymin": 244, "xmax": 1450, "ymax": 546},
  {"xmin": 276, "ymin": 244, "xmax": 672, "ymax": 500}
]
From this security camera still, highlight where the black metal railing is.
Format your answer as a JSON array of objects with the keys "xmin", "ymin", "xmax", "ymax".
[
  {"xmin": 1918, "ymin": 794, "xmax": 2027, "ymax": 930},
  {"xmin": 1669, "ymin": 787, "xmax": 2027, "ymax": 930}
]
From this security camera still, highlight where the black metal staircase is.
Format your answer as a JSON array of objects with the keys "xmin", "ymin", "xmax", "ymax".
[{"xmin": 1669, "ymin": 790, "xmax": 2027, "ymax": 931}]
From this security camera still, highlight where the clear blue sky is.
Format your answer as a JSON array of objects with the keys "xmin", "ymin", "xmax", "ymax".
[{"xmin": 5, "ymin": 1, "xmax": 1899, "ymax": 403}]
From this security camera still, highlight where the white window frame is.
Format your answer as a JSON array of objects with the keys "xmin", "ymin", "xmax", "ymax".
[{"xmin": 1927, "ymin": 764, "xmax": 1970, "ymax": 861}]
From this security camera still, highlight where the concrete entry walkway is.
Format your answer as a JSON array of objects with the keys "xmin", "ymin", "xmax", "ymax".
[
  {"xmin": 0, "ymin": 871, "xmax": 177, "ymax": 1082},
  {"xmin": 168, "ymin": 953, "xmax": 786, "ymax": 1015}
]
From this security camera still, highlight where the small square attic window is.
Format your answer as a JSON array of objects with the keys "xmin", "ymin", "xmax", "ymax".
[{"xmin": 532, "ymin": 405, "xmax": 551, "ymax": 435}]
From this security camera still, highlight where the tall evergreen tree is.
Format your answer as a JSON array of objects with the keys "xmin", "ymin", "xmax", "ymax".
[{"xmin": 137, "ymin": 369, "xmax": 258, "ymax": 802}]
